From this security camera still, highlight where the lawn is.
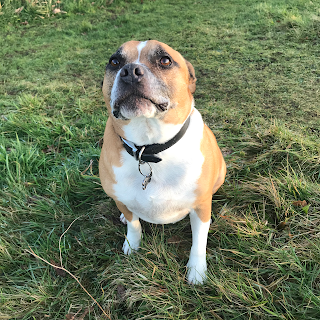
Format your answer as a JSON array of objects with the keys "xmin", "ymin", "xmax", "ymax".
[{"xmin": 0, "ymin": 0, "xmax": 320, "ymax": 319}]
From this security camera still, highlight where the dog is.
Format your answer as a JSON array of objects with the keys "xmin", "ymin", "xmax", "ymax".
[{"xmin": 99, "ymin": 40, "xmax": 226, "ymax": 284}]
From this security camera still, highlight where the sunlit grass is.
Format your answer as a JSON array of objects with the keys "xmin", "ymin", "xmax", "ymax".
[{"xmin": 1, "ymin": 0, "xmax": 320, "ymax": 318}]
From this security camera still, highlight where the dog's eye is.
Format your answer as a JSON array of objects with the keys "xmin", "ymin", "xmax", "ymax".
[
  {"xmin": 160, "ymin": 56, "xmax": 171, "ymax": 66},
  {"xmin": 110, "ymin": 58, "xmax": 120, "ymax": 67}
]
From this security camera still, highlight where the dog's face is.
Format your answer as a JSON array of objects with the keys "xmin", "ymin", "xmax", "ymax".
[{"xmin": 102, "ymin": 40, "xmax": 196, "ymax": 125}]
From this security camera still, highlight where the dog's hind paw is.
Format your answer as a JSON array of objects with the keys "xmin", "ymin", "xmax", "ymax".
[{"xmin": 120, "ymin": 213, "xmax": 127, "ymax": 224}]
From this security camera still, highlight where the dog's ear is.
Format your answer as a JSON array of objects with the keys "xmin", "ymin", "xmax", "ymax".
[{"xmin": 185, "ymin": 59, "xmax": 197, "ymax": 94}]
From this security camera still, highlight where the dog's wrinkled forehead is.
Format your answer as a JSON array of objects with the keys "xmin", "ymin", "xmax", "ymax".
[
  {"xmin": 117, "ymin": 40, "xmax": 183, "ymax": 65},
  {"xmin": 119, "ymin": 40, "xmax": 143, "ymax": 62}
]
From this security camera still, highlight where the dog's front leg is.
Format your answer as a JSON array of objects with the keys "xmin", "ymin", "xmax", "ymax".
[
  {"xmin": 187, "ymin": 203, "xmax": 211, "ymax": 284},
  {"xmin": 115, "ymin": 201, "xmax": 142, "ymax": 255},
  {"xmin": 123, "ymin": 214, "xmax": 142, "ymax": 255}
]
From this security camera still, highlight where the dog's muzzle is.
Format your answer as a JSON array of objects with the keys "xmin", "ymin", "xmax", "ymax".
[{"xmin": 111, "ymin": 63, "xmax": 170, "ymax": 119}]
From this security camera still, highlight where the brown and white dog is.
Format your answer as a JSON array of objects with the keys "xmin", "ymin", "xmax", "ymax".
[{"xmin": 99, "ymin": 40, "xmax": 226, "ymax": 284}]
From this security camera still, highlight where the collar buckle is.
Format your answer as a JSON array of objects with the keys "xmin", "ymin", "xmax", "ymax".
[{"xmin": 121, "ymin": 137, "xmax": 139, "ymax": 161}]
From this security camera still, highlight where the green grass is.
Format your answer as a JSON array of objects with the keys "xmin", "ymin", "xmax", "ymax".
[{"xmin": 1, "ymin": 0, "xmax": 320, "ymax": 319}]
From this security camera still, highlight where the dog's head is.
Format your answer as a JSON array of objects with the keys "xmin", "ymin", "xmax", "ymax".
[{"xmin": 102, "ymin": 40, "xmax": 196, "ymax": 124}]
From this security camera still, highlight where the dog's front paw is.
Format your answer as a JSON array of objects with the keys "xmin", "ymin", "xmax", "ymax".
[
  {"xmin": 186, "ymin": 255, "xmax": 207, "ymax": 285},
  {"xmin": 122, "ymin": 237, "xmax": 140, "ymax": 255},
  {"xmin": 120, "ymin": 213, "xmax": 127, "ymax": 224}
]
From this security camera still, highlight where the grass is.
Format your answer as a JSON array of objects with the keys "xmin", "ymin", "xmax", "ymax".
[{"xmin": 0, "ymin": 0, "xmax": 320, "ymax": 318}]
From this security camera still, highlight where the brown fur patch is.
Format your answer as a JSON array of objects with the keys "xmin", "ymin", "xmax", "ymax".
[
  {"xmin": 115, "ymin": 200, "xmax": 133, "ymax": 222},
  {"xmin": 138, "ymin": 41, "xmax": 194, "ymax": 125},
  {"xmin": 121, "ymin": 41, "xmax": 141, "ymax": 61},
  {"xmin": 98, "ymin": 117, "xmax": 123, "ymax": 198},
  {"xmin": 193, "ymin": 125, "xmax": 226, "ymax": 222}
]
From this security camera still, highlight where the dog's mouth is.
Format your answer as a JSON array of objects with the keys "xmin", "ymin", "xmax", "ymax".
[{"xmin": 112, "ymin": 94, "xmax": 169, "ymax": 119}]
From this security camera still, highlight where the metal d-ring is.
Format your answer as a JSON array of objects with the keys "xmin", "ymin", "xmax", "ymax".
[{"xmin": 138, "ymin": 146, "xmax": 146, "ymax": 164}]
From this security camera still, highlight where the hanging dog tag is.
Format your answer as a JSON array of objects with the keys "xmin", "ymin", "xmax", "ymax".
[
  {"xmin": 142, "ymin": 172, "xmax": 152, "ymax": 190},
  {"xmin": 138, "ymin": 146, "xmax": 153, "ymax": 190},
  {"xmin": 138, "ymin": 161, "xmax": 153, "ymax": 190}
]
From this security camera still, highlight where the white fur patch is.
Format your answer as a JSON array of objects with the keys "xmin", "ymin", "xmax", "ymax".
[
  {"xmin": 110, "ymin": 69, "xmax": 122, "ymax": 114},
  {"xmin": 123, "ymin": 117, "xmax": 183, "ymax": 145},
  {"xmin": 113, "ymin": 108, "xmax": 204, "ymax": 225},
  {"xmin": 122, "ymin": 213, "xmax": 142, "ymax": 255},
  {"xmin": 187, "ymin": 209, "xmax": 210, "ymax": 284},
  {"xmin": 135, "ymin": 41, "xmax": 148, "ymax": 63},
  {"xmin": 120, "ymin": 213, "xmax": 127, "ymax": 225},
  {"xmin": 123, "ymin": 101, "xmax": 194, "ymax": 147}
]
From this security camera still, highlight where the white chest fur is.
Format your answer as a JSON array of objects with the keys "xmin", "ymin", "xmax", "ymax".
[{"xmin": 113, "ymin": 108, "xmax": 205, "ymax": 224}]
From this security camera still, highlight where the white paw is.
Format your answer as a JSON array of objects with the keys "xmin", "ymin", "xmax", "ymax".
[
  {"xmin": 187, "ymin": 255, "xmax": 207, "ymax": 285},
  {"xmin": 122, "ymin": 237, "xmax": 140, "ymax": 255},
  {"xmin": 120, "ymin": 213, "xmax": 127, "ymax": 225}
]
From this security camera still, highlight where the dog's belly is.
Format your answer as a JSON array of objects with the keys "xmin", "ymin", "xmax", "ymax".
[
  {"xmin": 113, "ymin": 156, "xmax": 201, "ymax": 224},
  {"xmin": 115, "ymin": 183, "xmax": 196, "ymax": 224},
  {"xmin": 113, "ymin": 155, "xmax": 204, "ymax": 224},
  {"xmin": 126, "ymin": 198, "xmax": 191, "ymax": 224}
]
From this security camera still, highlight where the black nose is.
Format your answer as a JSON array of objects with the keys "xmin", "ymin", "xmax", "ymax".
[{"xmin": 120, "ymin": 63, "xmax": 144, "ymax": 83}]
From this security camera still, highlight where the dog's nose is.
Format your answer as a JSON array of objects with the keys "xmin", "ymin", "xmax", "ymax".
[{"xmin": 120, "ymin": 63, "xmax": 144, "ymax": 83}]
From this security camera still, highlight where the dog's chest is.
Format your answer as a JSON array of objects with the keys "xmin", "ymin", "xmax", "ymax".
[{"xmin": 112, "ymin": 112, "xmax": 204, "ymax": 224}]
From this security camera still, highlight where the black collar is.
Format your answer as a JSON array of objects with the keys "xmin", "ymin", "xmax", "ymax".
[{"xmin": 120, "ymin": 116, "xmax": 191, "ymax": 163}]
